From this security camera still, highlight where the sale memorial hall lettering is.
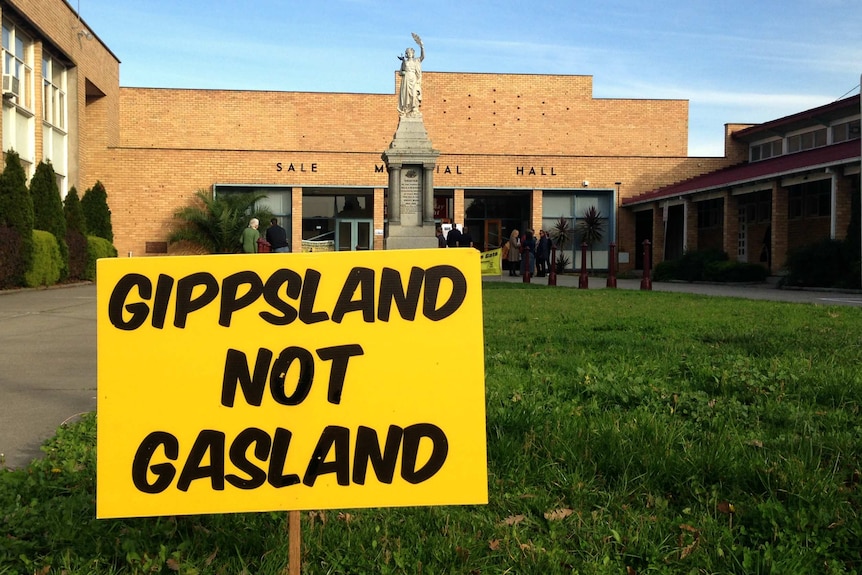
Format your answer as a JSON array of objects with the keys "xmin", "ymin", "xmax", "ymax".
[{"xmin": 97, "ymin": 249, "xmax": 488, "ymax": 518}]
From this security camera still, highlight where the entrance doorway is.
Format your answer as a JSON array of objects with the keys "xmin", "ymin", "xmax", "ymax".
[
  {"xmin": 484, "ymin": 219, "xmax": 502, "ymax": 251},
  {"xmin": 338, "ymin": 219, "xmax": 373, "ymax": 251}
]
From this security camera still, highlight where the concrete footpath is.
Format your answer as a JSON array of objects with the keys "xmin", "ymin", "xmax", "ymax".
[{"xmin": 1, "ymin": 276, "xmax": 861, "ymax": 471}]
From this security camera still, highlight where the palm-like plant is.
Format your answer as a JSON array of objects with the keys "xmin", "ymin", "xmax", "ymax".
[
  {"xmin": 577, "ymin": 206, "xmax": 604, "ymax": 272},
  {"xmin": 169, "ymin": 190, "xmax": 272, "ymax": 254},
  {"xmin": 550, "ymin": 216, "xmax": 572, "ymax": 273}
]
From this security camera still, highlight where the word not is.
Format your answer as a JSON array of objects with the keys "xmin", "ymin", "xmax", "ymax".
[
  {"xmin": 276, "ymin": 163, "xmax": 317, "ymax": 172},
  {"xmin": 221, "ymin": 344, "xmax": 364, "ymax": 408},
  {"xmin": 107, "ymin": 266, "xmax": 467, "ymax": 330},
  {"xmin": 516, "ymin": 166, "xmax": 557, "ymax": 176},
  {"xmin": 131, "ymin": 424, "xmax": 449, "ymax": 493}
]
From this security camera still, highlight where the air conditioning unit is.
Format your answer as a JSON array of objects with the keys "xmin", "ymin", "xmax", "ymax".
[{"xmin": 2, "ymin": 74, "xmax": 20, "ymax": 99}]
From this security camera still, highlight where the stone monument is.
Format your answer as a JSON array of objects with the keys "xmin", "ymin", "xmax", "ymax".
[{"xmin": 382, "ymin": 33, "xmax": 440, "ymax": 250}]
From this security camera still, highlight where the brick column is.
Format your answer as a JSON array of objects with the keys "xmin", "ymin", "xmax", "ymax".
[
  {"xmin": 374, "ymin": 187, "xmax": 385, "ymax": 250},
  {"xmin": 834, "ymin": 170, "xmax": 853, "ymax": 240},
  {"xmin": 651, "ymin": 203, "xmax": 665, "ymax": 265},
  {"xmin": 722, "ymin": 191, "xmax": 739, "ymax": 261},
  {"xmin": 771, "ymin": 181, "xmax": 788, "ymax": 271},
  {"xmin": 454, "ymin": 189, "xmax": 465, "ymax": 226},
  {"xmin": 532, "ymin": 189, "xmax": 543, "ymax": 233},
  {"xmin": 291, "ymin": 187, "xmax": 303, "ymax": 253},
  {"xmin": 684, "ymin": 197, "xmax": 697, "ymax": 253}
]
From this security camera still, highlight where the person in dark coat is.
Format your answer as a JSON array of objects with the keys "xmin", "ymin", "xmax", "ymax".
[
  {"xmin": 446, "ymin": 224, "xmax": 462, "ymax": 248},
  {"xmin": 520, "ymin": 229, "xmax": 536, "ymax": 277},
  {"xmin": 265, "ymin": 218, "xmax": 291, "ymax": 253},
  {"xmin": 459, "ymin": 225, "xmax": 474, "ymax": 248},
  {"xmin": 535, "ymin": 229, "xmax": 551, "ymax": 277}
]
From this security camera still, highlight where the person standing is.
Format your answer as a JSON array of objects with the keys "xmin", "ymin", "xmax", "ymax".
[
  {"xmin": 447, "ymin": 224, "xmax": 462, "ymax": 248},
  {"xmin": 436, "ymin": 226, "xmax": 447, "ymax": 248},
  {"xmin": 536, "ymin": 229, "xmax": 551, "ymax": 277},
  {"xmin": 241, "ymin": 218, "xmax": 260, "ymax": 253},
  {"xmin": 520, "ymin": 229, "xmax": 536, "ymax": 277},
  {"xmin": 459, "ymin": 225, "xmax": 474, "ymax": 248},
  {"xmin": 266, "ymin": 217, "xmax": 291, "ymax": 253},
  {"xmin": 507, "ymin": 229, "xmax": 520, "ymax": 276}
]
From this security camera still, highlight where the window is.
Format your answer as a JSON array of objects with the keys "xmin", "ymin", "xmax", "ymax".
[
  {"xmin": 2, "ymin": 19, "xmax": 32, "ymax": 109},
  {"xmin": 42, "ymin": 54, "xmax": 68, "ymax": 188},
  {"xmin": 786, "ymin": 128, "xmax": 827, "ymax": 154},
  {"xmin": 697, "ymin": 198, "xmax": 723, "ymax": 229},
  {"xmin": 833, "ymin": 119, "xmax": 860, "ymax": 143},
  {"xmin": 2, "ymin": 18, "xmax": 34, "ymax": 171},
  {"xmin": 787, "ymin": 180, "xmax": 830, "ymax": 220},
  {"xmin": 750, "ymin": 139, "xmax": 782, "ymax": 162}
]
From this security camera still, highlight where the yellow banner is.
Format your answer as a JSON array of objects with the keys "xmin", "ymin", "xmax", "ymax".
[
  {"xmin": 479, "ymin": 248, "xmax": 501, "ymax": 276},
  {"xmin": 96, "ymin": 249, "xmax": 487, "ymax": 518}
]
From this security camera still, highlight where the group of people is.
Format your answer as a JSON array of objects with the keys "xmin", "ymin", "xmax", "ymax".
[
  {"xmin": 505, "ymin": 228, "xmax": 552, "ymax": 277},
  {"xmin": 241, "ymin": 217, "xmax": 291, "ymax": 253},
  {"xmin": 436, "ymin": 225, "xmax": 475, "ymax": 249}
]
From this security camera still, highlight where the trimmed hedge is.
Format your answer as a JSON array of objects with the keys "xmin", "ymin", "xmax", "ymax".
[
  {"xmin": 24, "ymin": 230, "xmax": 62, "ymax": 287},
  {"xmin": 654, "ymin": 249, "xmax": 768, "ymax": 283},
  {"xmin": 85, "ymin": 235, "xmax": 118, "ymax": 281}
]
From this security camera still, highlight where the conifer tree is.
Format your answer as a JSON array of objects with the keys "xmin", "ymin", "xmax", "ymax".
[
  {"xmin": 81, "ymin": 180, "xmax": 113, "ymax": 243},
  {"xmin": 31, "ymin": 161, "xmax": 68, "ymax": 280},
  {"xmin": 0, "ymin": 150, "xmax": 34, "ymax": 288},
  {"xmin": 64, "ymin": 186, "xmax": 88, "ymax": 280}
]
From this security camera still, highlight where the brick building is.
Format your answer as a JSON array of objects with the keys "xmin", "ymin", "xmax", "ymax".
[{"xmin": 2, "ymin": 0, "xmax": 859, "ymax": 274}]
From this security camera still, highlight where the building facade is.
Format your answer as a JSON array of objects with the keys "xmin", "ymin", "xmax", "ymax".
[
  {"xmin": 3, "ymin": 0, "xmax": 859, "ymax": 276},
  {"xmin": 624, "ymin": 97, "xmax": 861, "ymax": 273}
]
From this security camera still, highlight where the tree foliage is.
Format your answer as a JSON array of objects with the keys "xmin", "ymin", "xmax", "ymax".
[
  {"xmin": 64, "ymin": 186, "xmax": 88, "ymax": 280},
  {"xmin": 30, "ymin": 161, "xmax": 68, "ymax": 280},
  {"xmin": 81, "ymin": 181, "xmax": 113, "ymax": 243},
  {"xmin": 169, "ymin": 190, "xmax": 272, "ymax": 254},
  {"xmin": 0, "ymin": 150, "xmax": 34, "ymax": 288}
]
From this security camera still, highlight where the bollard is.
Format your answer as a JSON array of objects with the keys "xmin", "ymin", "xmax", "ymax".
[
  {"xmin": 579, "ymin": 242, "xmax": 589, "ymax": 289},
  {"xmin": 640, "ymin": 239, "xmax": 652, "ymax": 290},
  {"xmin": 548, "ymin": 245, "xmax": 557, "ymax": 286},
  {"xmin": 606, "ymin": 243, "xmax": 617, "ymax": 288}
]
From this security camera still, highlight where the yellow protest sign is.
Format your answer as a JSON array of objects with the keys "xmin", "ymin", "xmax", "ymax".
[
  {"xmin": 479, "ymin": 248, "xmax": 502, "ymax": 276},
  {"xmin": 96, "ymin": 249, "xmax": 487, "ymax": 519}
]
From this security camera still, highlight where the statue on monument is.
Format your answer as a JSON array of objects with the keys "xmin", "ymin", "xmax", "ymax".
[{"xmin": 397, "ymin": 33, "xmax": 424, "ymax": 117}]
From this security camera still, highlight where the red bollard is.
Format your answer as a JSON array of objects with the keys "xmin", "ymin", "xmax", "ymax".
[
  {"xmin": 548, "ymin": 245, "xmax": 557, "ymax": 286},
  {"xmin": 606, "ymin": 243, "xmax": 617, "ymax": 288},
  {"xmin": 640, "ymin": 239, "xmax": 652, "ymax": 290},
  {"xmin": 579, "ymin": 242, "xmax": 589, "ymax": 289}
]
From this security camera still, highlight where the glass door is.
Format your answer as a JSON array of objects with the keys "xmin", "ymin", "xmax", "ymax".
[
  {"xmin": 484, "ymin": 219, "xmax": 502, "ymax": 251},
  {"xmin": 337, "ymin": 219, "xmax": 373, "ymax": 251}
]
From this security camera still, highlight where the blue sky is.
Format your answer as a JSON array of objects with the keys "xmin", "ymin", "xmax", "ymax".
[{"xmin": 76, "ymin": 0, "xmax": 861, "ymax": 157}]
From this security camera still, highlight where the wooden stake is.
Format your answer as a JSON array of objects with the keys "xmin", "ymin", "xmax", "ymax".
[{"xmin": 285, "ymin": 510, "xmax": 301, "ymax": 575}]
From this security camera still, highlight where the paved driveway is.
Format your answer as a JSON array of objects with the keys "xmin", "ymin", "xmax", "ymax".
[{"xmin": 0, "ymin": 284, "xmax": 97, "ymax": 469}]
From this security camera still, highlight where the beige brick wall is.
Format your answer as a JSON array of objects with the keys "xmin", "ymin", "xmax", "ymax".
[{"xmin": 1, "ymin": 0, "xmax": 120, "ymax": 191}]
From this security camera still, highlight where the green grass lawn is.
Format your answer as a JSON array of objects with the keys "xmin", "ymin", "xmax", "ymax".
[{"xmin": 3, "ymin": 283, "xmax": 862, "ymax": 574}]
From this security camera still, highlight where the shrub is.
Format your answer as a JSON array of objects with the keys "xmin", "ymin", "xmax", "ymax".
[
  {"xmin": 783, "ymin": 238, "xmax": 860, "ymax": 289},
  {"xmin": 85, "ymin": 235, "xmax": 118, "ymax": 281},
  {"xmin": 81, "ymin": 181, "xmax": 113, "ymax": 243},
  {"xmin": 703, "ymin": 260, "xmax": 769, "ymax": 282},
  {"xmin": 653, "ymin": 249, "xmax": 729, "ymax": 282},
  {"xmin": 0, "ymin": 150, "xmax": 34, "ymax": 287},
  {"xmin": 30, "ymin": 161, "xmax": 68, "ymax": 281},
  {"xmin": 24, "ymin": 230, "xmax": 62, "ymax": 287},
  {"xmin": 64, "ymin": 187, "xmax": 89, "ymax": 280},
  {"xmin": 0, "ymin": 225, "xmax": 22, "ymax": 288}
]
